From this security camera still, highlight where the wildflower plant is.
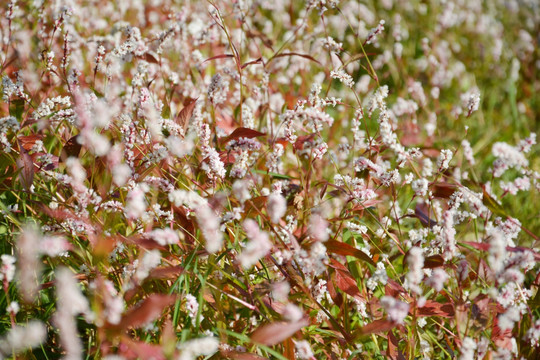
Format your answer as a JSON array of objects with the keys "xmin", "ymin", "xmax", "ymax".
[{"xmin": 0, "ymin": 0, "xmax": 539, "ymax": 359}]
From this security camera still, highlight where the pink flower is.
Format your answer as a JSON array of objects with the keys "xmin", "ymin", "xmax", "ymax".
[{"xmin": 380, "ymin": 296, "xmax": 410, "ymax": 324}]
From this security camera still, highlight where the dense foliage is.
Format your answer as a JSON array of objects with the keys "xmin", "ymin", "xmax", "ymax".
[{"xmin": 0, "ymin": 0, "xmax": 539, "ymax": 359}]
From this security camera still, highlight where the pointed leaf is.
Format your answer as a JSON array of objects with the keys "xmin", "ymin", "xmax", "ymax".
[
  {"xmin": 203, "ymin": 54, "xmax": 234, "ymax": 63},
  {"xmin": 416, "ymin": 300, "xmax": 454, "ymax": 318},
  {"xmin": 119, "ymin": 294, "xmax": 176, "ymax": 330},
  {"xmin": 326, "ymin": 240, "xmax": 375, "ymax": 266},
  {"xmin": 358, "ymin": 319, "xmax": 396, "ymax": 335},
  {"xmin": 241, "ymin": 57, "xmax": 262, "ymax": 69},
  {"xmin": 334, "ymin": 268, "xmax": 361, "ymax": 299},
  {"xmin": 414, "ymin": 203, "xmax": 437, "ymax": 228},
  {"xmin": 120, "ymin": 336, "xmax": 166, "ymax": 360},
  {"xmin": 61, "ymin": 135, "xmax": 82, "ymax": 161},
  {"xmin": 16, "ymin": 143, "xmax": 34, "ymax": 189},
  {"xmin": 224, "ymin": 127, "xmax": 266, "ymax": 143},
  {"xmin": 18, "ymin": 135, "xmax": 42, "ymax": 151},
  {"xmin": 424, "ymin": 255, "xmax": 445, "ymax": 268},
  {"xmin": 175, "ymin": 98, "xmax": 198, "ymax": 137},
  {"xmin": 250, "ymin": 319, "xmax": 309, "ymax": 346},
  {"xmin": 432, "ymin": 183, "xmax": 457, "ymax": 198}
]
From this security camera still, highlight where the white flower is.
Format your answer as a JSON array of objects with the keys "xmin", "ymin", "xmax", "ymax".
[
  {"xmin": 294, "ymin": 340, "xmax": 314, "ymax": 360},
  {"xmin": 267, "ymin": 193, "xmax": 287, "ymax": 223},
  {"xmin": 380, "ymin": 296, "xmax": 409, "ymax": 324},
  {"xmin": 330, "ymin": 69, "xmax": 355, "ymax": 88},
  {"xmin": 459, "ymin": 337, "xmax": 477, "ymax": 360},
  {"xmin": 177, "ymin": 336, "xmax": 219, "ymax": 360},
  {"xmin": 149, "ymin": 228, "xmax": 180, "ymax": 246},
  {"xmin": 0, "ymin": 320, "xmax": 47, "ymax": 357},
  {"xmin": 238, "ymin": 219, "xmax": 272, "ymax": 268},
  {"xmin": 437, "ymin": 149, "xmax": 453, "ymax": 171},
  {"xmin": 406, "ymin": 247, "xmax": 424, "ymax": 294},
  {"xmin": 125, "ymin": 184, "xmax": 148, "ymax": 219},
  {"xmin": 411, "ymin": 178, "xmax": 429, "ymax": 197},
  {"xmin": 195, "ymin": 204, "xmax": 223, "ymax": 254},
  {"xmin": 425, "ymin": 268, "xmax": 448, "ymax": 292}
]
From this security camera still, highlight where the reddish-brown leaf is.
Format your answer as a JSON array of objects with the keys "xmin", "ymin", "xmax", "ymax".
[
  {"xmin": 334, "ymin": 269, "xmax": 361, "ymax": 299},
  {"xmin": 175, "ymin": 98, "xmax": 198, "ymax": 137},
  {"xmin": 293, "ymin": 134, "xmax": 316, "ymax": 151},
  {"xmin": 61, "ymin": 135, "xmax": 82, "ymax": 161},
  {"xmin": 203, "ymin": 54, "xmax": 234, "ymax": 63},
  {"xmin": 224, "ymin": 352, "xmax": 268, "ymax": 360},
  {"xmin": 359, "ymin": 319, "xmax": 396, "ymax": 335},
  {"xmin": 219, "ymin": 149, "xmax": 241, "ymax": 165},
  {"xmin": 244, "ymin": 196, "xmax": 268, "ymax": 214},
  {"xmin": 144, "ymin": 51, "xmax": 160, "ymax": 64},
  {"xmin": 241, "ymin": 57, "xmax": 263, "ymax": 69},
  {"xmin": 327, "ymin": 274, "xmax": 343, "ymax": 307},
  {"xmin": 414, "ymin": 203, "xmax": 437, "ymax": 228},
  {"xmin": 16, "ymin": 144, "xmax": 35, "ymax": 190},
  {"xmin": 416, "ymin": 300, "xmax": 454, "ymax": 318},
  {"xmin": 432, "ymin": 183, "xmax": 457, "ymax": 198},
  {"xmin": 387, "ymin": 331, "xmax": 399, "ymax": 360},
  {"xmin": 250, "ymin": 319, "xmax": 309, "ymax": 346},
  {"xmin": 119, "ymin": 294, "xmax": 176, "ymax": 330},
  {"xmin": 224, "ymin": 127, "xmax": 266, "ymax": 143},
  {"xmin": 385, "ymin": 279, "xmax": 410, "ymax": 300},
  {"xmin": 284, "ymin": 337, "xmax": 295, "ymax": 360},
  {"xmin": 148, "ymin": 266, "xmax": 184, "ymax": 280},
  {"xmin": 18, "ymin": 134, "xmax": 42, "ymax": 151},
  {"xmin": 462, "ymin": 242, "xmax": 540, "ymax": 261},
  {"xmin": 326, "ymin": 240, "xmax": 375, "ymax": 266},
  {"xmin": 424, "ymin": 255, "xmax": 445, "ymax": 268},
  {"xmin": 119, "ymin": 336, "xmax": 165, "ymax": 360},
  {"xmin": 32, "ymin": 152, "xmax": 59, "ymax": 171},
  {"xmin": 350, "ymin": 199, "xmax": 383, "ymax": 211}
]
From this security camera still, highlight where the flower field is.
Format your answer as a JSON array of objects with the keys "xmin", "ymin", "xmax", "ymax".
[{"xmin": 0, "ymin": 0, "xmax": 539, "ymax": 359}]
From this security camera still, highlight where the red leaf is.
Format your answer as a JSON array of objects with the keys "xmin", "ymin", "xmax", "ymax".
[
  {"xmin": 327, "ymin": 274, "xmax": 343, "ymax": 307},
  {"xmin": 462, "ymin": 242, "xmax": 540, "ymax": 261},
  {"xmin": 350, "ymin": 199, "xmax": 383, "ymax": 211},
  {"xmin": 241, "ymin": 57, "xmax": 263, "ymax": 69},
  {"xmin": 175, "ymin": 98, "xmax": 198, "ymax": 136},
  {"xmin": 432, "ymin": 183, "xmax": 457, "ymax": 198},
  {"xmin": 334, "ymin": 269, "xmax": 361, "ymax": 299},
  {"xmin": 119, "ymin": 294, "xmax": 176, "ymax": 330},
  {"xmin": 203, "ymin": 54, "xmax": 234, "ymax": 63},
  {"xmin": 387, "ymin": 331, "xmax": 398, "ymax": 360},
  {"xmin": 424, "ymin": 255, "xmax": 445, "ymax": 268},
  {"xmin": 326, "ymin": 240, "xmax": 375, "ymax": 266},
  {"xmin": 119, "ymin": 336, "xmax": 165, "ymax": 360},
  {"xmin": 414, "ymin": 203, "xmax": 437, "ymax": 228},
  {"xmin": 417, "ymin": 300, "xmax": 454, "ymax": 318},
  {"xmin": 284, "ymin": 337, "xmax": 295, "ymax": 360},
  {"xmin": 144, "ymin": 51, "xmax": 160, "ymax": 64},
  {"xmin": 224, "ymin": 352, "xmax": 268, "ymax": 360},
  {"xmin": 250, "ymin": 319, "xmax": 309, "ymax": 346},
  {"xmin": 293, "ymin": 134, "xmax": 316, "ymax": 151},
  {"xmin": 224, "ymin": 127, "xmax": 266, "ymax": 143},
  {"xmin": 148, "ymin": 266, "xmax": 184, "ymax": 280},
  {"xmin": 32, "ymin": 152, "xmax": 59, "ymax": 171},
  {"xmin": 359, "ymin": 319, "xmax": 396, "ymax": 335},
  {"xmin": 61, "ymin": 135, "xmax": 82, "ymax": 161},
  {"xmin": 219, "ymin": 149, "xmax": 241, "ymax": 165},
  {"xmin": 18, "ymin": 134, "xmax": 42, "ymax": 151},
  {"xmin": 16, "ymin": 144, "xmax": 35, "ymax": 190},
  {"xmin": 385, "ymin": 280, "xmax": 410, "ymax": 300}
]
